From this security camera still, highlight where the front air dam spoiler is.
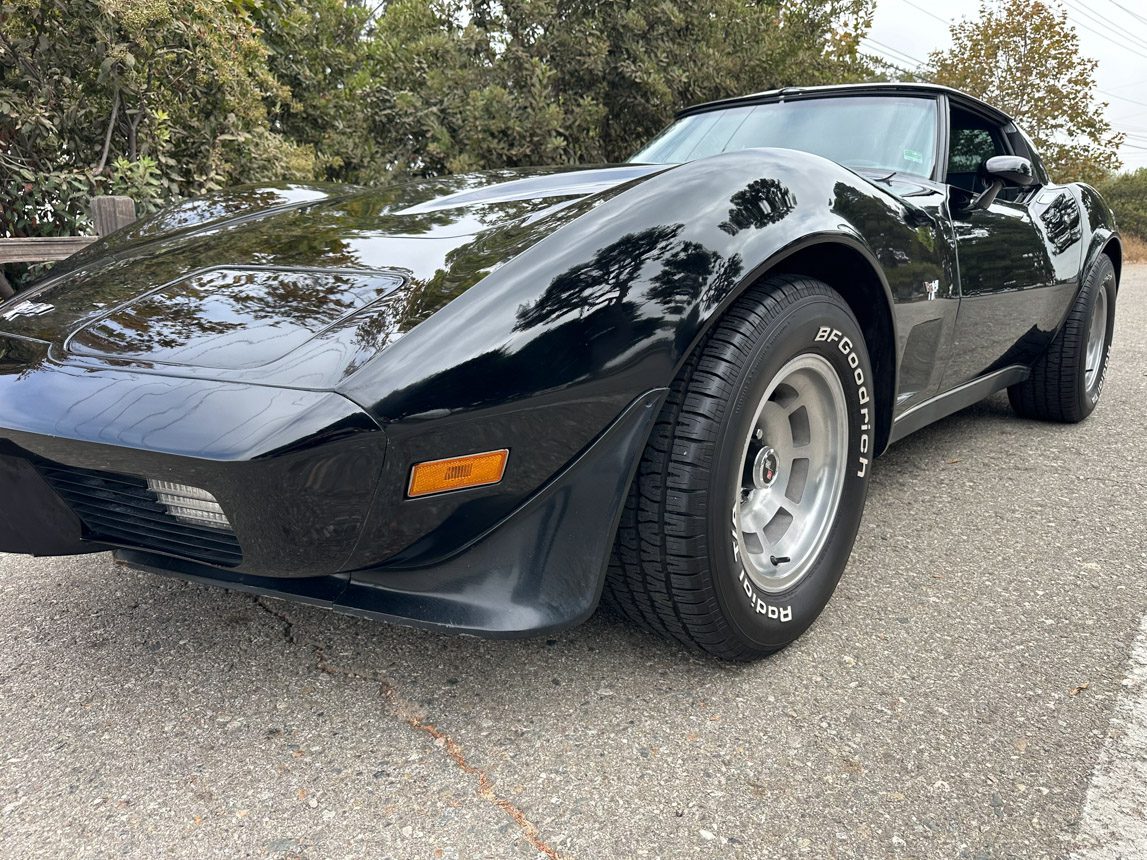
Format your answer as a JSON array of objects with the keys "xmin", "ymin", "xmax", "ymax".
[{"xmin": 116, "ymin": 389, "xmax": 666, "ymax": 638}]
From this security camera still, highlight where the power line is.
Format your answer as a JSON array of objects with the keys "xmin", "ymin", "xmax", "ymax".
[
  {"xmin": 1105, "ymin": 76, "xmax": 1147, "ymax": 92},
  {"xmin": 1098, "ymin": 89, "xmax": 1147, "ymax": 109},
  {"xmin": 1064, "ymin": 0, "xmax": 1147, "ymax": 40},
  {"xmin": 1059, "ymin": 13, "xmax": 1147, "ymax": 62},
  {"xmin": 1063, "ymin": 0, "xmax": 1147, "ymax": 44},
  {"xmin": 860, "ymin": 47, "xmax": 914, "ymax": 70},
  {"xmin": 1061, "ymin": 1, "xmax": 1147, "ymax": 61},
  {"xmin": 861, "ymin": 39, "xmax": 921, "ymax": 66},
  {"xmin": 868, "ymin": 3, "xmax": 1145, "ymax": 135},
  {"xmin": 862, "ymin": 37, "xmax": 929, "ymax": 68},
  {"xmin": 1105, "ymin": 0, "xmax": 1147, "ymax": 28},
  {"xmin": 860, "ymin": 50, "xmax": 919, "ymax": 77},
  {"xmin": 900, "ymin": 0, "xmax": 950, "ymax": 26}
]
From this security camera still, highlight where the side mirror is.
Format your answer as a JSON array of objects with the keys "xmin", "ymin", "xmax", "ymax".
[
  {"xmin": 985, "ymin": 155, "xmax": 1036, "ymax": 187},
  {"xmin": 971, "ymin": 155, "xmax": 1036, "ymax": 209}
]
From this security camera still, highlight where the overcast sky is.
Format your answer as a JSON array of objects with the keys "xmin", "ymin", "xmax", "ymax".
[{"xmin": 864, "ymin": 0, "xmax": 1147, "ymax": 171}]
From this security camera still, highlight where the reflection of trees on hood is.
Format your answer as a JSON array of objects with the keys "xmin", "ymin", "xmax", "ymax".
[
  {"xmin": 75, "ymin": 269, "xmax": 395, "ymax": 359},
  {"xmin": 719, "ymin": 179, "xmax": 797, "ymax": 236},
  {"xmin": 345, "ymin": 301, "xmax": 405, "ymax": 376},
  {"xmin": 515, "ymin": 224, "xmax": 683, "ymax": 330},
  {"xmin": 516, "ymin": 220, "xmax": 750, "ymax": 333},
  {"xmin": 0, "ymin": 337, "xmax": 49, "ymax": 380},
  {"xmin": 140, "ymin": 187, "xmax": 298, "ymax": 237}
]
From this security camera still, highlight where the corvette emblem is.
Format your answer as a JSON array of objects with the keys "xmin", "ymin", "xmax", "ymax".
[
  {"xmin": 0, "ymin": 300, "xmax": 54, "ymax": 321},
  {"xmin": 753, "ymin": 445, "xmax": 779, "ymax": 488}
]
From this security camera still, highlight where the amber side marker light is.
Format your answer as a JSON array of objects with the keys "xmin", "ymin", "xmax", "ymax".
[{"xmin": 407, "ymin": 449, "xmax": 509, "ymax": 498}]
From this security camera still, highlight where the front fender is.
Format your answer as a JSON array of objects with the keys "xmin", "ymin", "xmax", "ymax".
[{"xmin": 339, "ymin": 150, "xmax": 940, "ymax": 567}]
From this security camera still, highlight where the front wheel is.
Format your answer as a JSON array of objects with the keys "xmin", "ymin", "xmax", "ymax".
[{"xmin": 605, "ymin": 275, "xmax": 874, "ymax": 660}]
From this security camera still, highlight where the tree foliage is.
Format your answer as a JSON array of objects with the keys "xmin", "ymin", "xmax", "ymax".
[
  {"xmin": 1, "ymin": 0, "xmax": 875, "ymax": 251},
  {"xmin": 926, "ymin": 0, "xmax": 1123, "ymax": 184},
  {"xmin": 363, "ymin": 0, "xmax": 875, "ymax": 177},
  {"xmin": 1099, "ymin": 168, "xmax": 1147, "ymax": 240},
  {"xmin": 0, "ymin": 0, "xmax": 313, "ymax": 240},
  {"xmin": 253, "ymin": 0, "xmax": 379, "ymax": 182}
]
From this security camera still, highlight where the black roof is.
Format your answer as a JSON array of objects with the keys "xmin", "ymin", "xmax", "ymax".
[{"xmin": 678, "ymin": 82, "xmax": 1014, "ymax": 125}]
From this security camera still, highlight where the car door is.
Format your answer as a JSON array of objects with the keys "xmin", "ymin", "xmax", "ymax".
[{"xmin": 940, "ymin": 104, "xmax": 1079, "ymax": 389}]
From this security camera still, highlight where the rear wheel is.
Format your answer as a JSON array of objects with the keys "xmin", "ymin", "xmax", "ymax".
[
  {"xmin": 605, "ymin": 275, "xmax": 874, "ymax": 660},
  {"xmin": 1008, "ymin": 254, "xmax": 1116, "ymax": 423}
]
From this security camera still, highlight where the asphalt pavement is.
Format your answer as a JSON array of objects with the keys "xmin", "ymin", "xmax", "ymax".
[{"xmin": 2, "ymin": 265, "xmax": 1145, "ymax": 860}]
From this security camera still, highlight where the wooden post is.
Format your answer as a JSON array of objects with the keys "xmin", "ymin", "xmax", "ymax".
[{"xmin": 90, "ymin": 196, "xmax": 136, "ymax": 236}]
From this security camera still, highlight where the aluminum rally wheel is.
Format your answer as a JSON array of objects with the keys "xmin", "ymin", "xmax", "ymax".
[{"xmin": 734, "ymin": 353, "xmax": 849, "ymax": 595}]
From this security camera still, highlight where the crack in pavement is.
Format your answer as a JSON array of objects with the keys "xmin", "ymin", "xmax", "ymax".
[
  {"xmin": 402, "ymin": 709, "xmax": 564, "ymax": 860},
  {"xmin": 249, "ymin": 595, "xmax": 566, "ymax": 860}
]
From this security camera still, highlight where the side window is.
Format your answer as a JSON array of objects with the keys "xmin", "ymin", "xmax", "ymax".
[
  {"xmin": 947, "ymin": 108, "xmax": 1008, "ymax": 193},
  {"xmin": 949, "ymin": 128, "xmax": 999, "ymax": 174}
]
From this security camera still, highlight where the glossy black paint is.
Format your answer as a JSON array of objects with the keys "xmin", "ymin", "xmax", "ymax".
[
  {"xmin": 0, "ymin": 449, "xmax": 94, "ymax": 556},
  {"xmin": 0, "ymin": 338, "xmax": 385, "ymax": 575},
  {"xmin": 0, "ymin": 83, "xmax": 1122, "ymax": 635},
  {"xmin": 113, "ymin": 389, "xmax": 661, "ymax": 636}
]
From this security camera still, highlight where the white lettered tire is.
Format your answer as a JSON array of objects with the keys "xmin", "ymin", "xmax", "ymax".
[{"xmin": 605, "ymin": 275, "xmax": 873, "ymax": 660}]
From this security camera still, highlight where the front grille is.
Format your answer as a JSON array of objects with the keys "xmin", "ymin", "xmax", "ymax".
[{"xmin": 37, "ymin": 463, "xmax": 242, "ymax": 567}]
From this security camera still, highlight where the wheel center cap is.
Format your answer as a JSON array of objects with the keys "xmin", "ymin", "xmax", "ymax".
[{"xmin": 752, "ymin": 446, "xmax": 779, "ymax": 489}]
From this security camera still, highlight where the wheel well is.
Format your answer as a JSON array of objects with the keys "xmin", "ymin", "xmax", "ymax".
[
  {"xmin": 1102, "ymin": 236, "xmax": 1122, "ymax": 287},
  {"xmin": 769, "ymin": 243, "xmax": 896, "ymax": 454}
]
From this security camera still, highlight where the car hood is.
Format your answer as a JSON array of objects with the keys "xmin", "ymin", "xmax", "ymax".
[{"xmin": 0, "ymin": 164, "xmax": 663, "ymax": 390}]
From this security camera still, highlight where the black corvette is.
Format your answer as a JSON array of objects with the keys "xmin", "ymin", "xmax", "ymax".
[{"xmin": 0, "ymin": 83, "xmax": 1122, "ymax": 659}]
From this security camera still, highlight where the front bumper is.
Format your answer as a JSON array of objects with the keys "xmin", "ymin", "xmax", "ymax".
[{"xmin": 0, "ymin": 347, "xmax": 386, "ymax": 576}]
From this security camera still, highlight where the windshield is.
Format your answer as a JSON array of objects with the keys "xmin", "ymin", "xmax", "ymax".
[{"xmin": 631, "ymin": 95, "xmax": 938, "ymax": 178}]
